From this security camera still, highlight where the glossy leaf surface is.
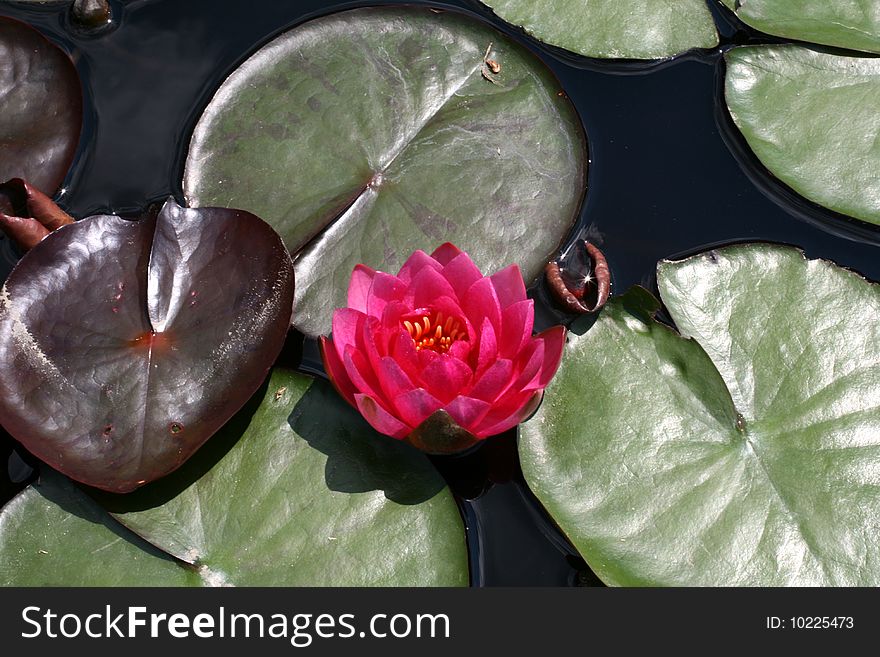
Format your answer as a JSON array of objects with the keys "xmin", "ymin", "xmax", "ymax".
[
  {"xmin": 0, "ymin": 199, "xmax": 294, "ymax": 492},
  {"xmin": 725, "ymin": 45, "xmax": 880, "ymax": 226},
  {"xmin": 0, "ymin": 17, "xmax": 82, "ymax": 195},
  {"xmin": 720, "ymin": 0, "xmax": 880, "ymax": 54},
  {"xmin": 0, "ymin": 470, "xmax": 198, "ymax": 586},
  {"xmin": 184, "ymin": 6, "xmax": 586, "ymax": 336},
  {"xmin": 104, "ymin": 369, "xmax": 469, "ymax": 586},
  {"xmin": 480, "ymin": 0, "xmax": 718, "ymax": 59},
  {"xmin": 521, "ymin": 245, "xmax": 880, "ymax": 585}
]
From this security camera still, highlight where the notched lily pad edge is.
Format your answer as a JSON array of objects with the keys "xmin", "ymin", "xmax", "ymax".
[
  {"xmin": 0, "ymin": 467, "xmax": 219, "ymax": 587},
  {"xmin": 182, "ymin": 2, "xmax": 590, "ymax": 250},
  {"xmin": 521, "ymin": 243, "xmax": 880, "ymax": 586}
]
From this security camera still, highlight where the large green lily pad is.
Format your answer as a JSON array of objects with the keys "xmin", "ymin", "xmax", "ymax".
[
  {"xmin": 0, "ymin": 369, "xmax": 468, "ymax": 586},
  {"xmin": 479, "ymin": 0, "xmax": 718, "ymax": 60},
  {"xmin": 520, "ymin": 244, "xmax": 880, "ymax": 586},
  {"xmin": 184, "ymin": 6, "xmax": 586, "ymax": 337},
  {"xmin": 721, "ymin": 0, "xmax": 880, "ymax": 54},
  {"xmin": 0, "ymin": 470, "xmax": 198, "ymax": 586},
  {"xmin": 102, "ymin": 368, "xmax": 469, "ymax": 586},
  {"xmin": 725, "ymin": 45, "xmax": 880, "ymax": 227}
]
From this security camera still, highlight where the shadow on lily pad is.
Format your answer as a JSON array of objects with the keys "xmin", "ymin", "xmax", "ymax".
[
  {"xmin": 33, "ymin": 468, "xmax": 186, "ymax": 568},
  {"xmin": 288, "ymin": 379, "xmax": 445, "ymax": 506}
]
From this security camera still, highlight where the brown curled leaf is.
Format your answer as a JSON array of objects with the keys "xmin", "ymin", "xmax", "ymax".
[
  {"xmin": 584, "ymin": 242, "xmax": 611, "ymax": 310},
  {"xmin": 545, "ymin": 240, "xmax": 611, "ymax": 314},
  {"xmin": 0, "ymin": 178, "xmax": 75, "ymax": 252},
  {"xmin": 0, "ymin": 178, "xmax": 75, "ymax": 231},
  {"xmin": 0, "ymin": 215, "xmax": 50, "ymax": 252}
]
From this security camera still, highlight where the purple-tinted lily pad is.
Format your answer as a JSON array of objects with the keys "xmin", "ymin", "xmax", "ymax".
[
  {"xmin": 0, "ymin": 199, "xmax": 294, "ymax": 492},
  {"xmin": 0, "ymin": 17, "xmax": 82, "ymax": 195}
]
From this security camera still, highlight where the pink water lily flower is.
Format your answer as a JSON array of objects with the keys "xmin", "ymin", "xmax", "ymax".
[{"xmin": 320, "ymin": 243, "xmax": 566, "ymax": 453}]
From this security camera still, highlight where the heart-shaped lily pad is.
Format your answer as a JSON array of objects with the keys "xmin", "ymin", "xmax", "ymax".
[
  {"xmin": 478, "ymin": 0, "xmax": 718, "ymax": 60},
  {"xmin": 0, "ymin": 469, "xmax": 199, "ymax": 586},
  {"xmin": 520, "ymin": 244, "xmax": 880, "ymax": 586},
  {"xmin": 720, "ymin": 0, "xmax": 880, "ymax": 54},
  {"xmin": 184, "ymin": 6, "xmax": 586, "ymax": 337},
  {"xmin": 0, "ymin": 17, "xmax": 82, "ymax": 198},
  {"xmin": 0, "ymin": 198, "xmax": 294, "ymax": 493},
  {"xmin": 103, "ymin": 369, "xmax": 466, "ymax": 586},
  {"xmin": 725, "ymin": 45, "xmax": 880, "ymax": 227}
]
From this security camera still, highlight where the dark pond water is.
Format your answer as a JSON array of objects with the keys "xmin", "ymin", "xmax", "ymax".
[{"xmin": 1, "ymin": 0, "xmax": 879, "ymax": 586}]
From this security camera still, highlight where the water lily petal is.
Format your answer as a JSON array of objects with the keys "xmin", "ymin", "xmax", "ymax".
[
  {"xmin": 380, "ymin": 300, "xmax": 410, "ymax": 343},
  {"xmin": 419, "ymin": 355, "xmax": 472, "ymax": 404},
  {"xmin": 511, "ymin": 339, "xmax": 545, "ymax": 391},
  {"xmin": 499, "ymin": 299, "xmax": 534, "ymax": 359},
  {"xmin": 530, "ymin": 325, "xmax": 566, "ymax": 390},
  {"xmin": 441, "ymin": 251, "xmax": 482, "ymax": 300},
  {"xmin": 347, "ymin": 264, "xmax": 375, "ymax": 313},
  {"xmin": 417, "ymin": 347, "xmax": 439, "ymax": 371},
  {"xmin": 448, "ymin": 339, "xmax": 472, "ymax": 362},
  {"xmin": 365, "ymin": 271, "xmax": 407, "ymax": 319},
  {"xmin": 397, "ymin": 249, "xmax": 442, "ymax": 284},
  {"xmin": 331, "ymin": 307, "xmax": 367, "ymax": 361},
  {"xmin": 430, "ymin": 242, "xmax": 463, "ymax": 266},
  {"xmin": 319, "ymin": 336, "xmax": 357, "ymax": 405},
  {"xmin": 445, "ymin": 395, "xmax": 492, "ymax": 433},
  {"xmin": 355, "ymin": 394, "xmax": 410, "ymax": 439},
  {"xmin": 406, "ymin": 265, "xmax": 457, "ymax": 309},
  {"xmin": 361, "ymin": 314, "xmax": 385, "ymax": 371},
  {"xmin": 469, "ymin": 358, "xmax": 514, "ymax": 402},
  {"xmin": 377, "ymin": 355, "xmax": 417, "ymax": 400},
  {"xmin": 428, "ymin": 295, "xmax": 475, "ymax": 347},
  {"xmin": 390, "ymin": 330, "xmax": 421, "ymax": 381},
  {"xmin": 393, "ymin": 388, "xmax": 444, "ymax": 428},
  {"xmin": 489, "ymin": 263, "xmax": 527, "ymax": 310},
  {"xmin": 343, "ymin": 344, "xmax": 386, "ymax": 406},
  {"xmin": 475, "ymin": 317, "xmax": 498, "ymax": 377},
  {"xmin": 427, "ymin": 295, "xmax": 468, "ymax": 325},
  {"xmin": 462, "ymin": 276, "xmax": 502, "ymax": 336},
  {"xmin": 474, "ymin": 390, "xmax": 543, "ymax": 437}
]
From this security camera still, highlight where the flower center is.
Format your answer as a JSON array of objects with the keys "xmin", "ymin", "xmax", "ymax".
[{"xmin": 402, "ymin": 310, "xmax": 466, "ymax": 354}]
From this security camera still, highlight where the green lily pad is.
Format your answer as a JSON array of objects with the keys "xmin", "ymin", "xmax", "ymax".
[
  {"xmin": 520, "ymin": 244, "xmax": 880, "ymax": 586},
  {"xmin": 0, "ymin": 470, "xmax": 198, "ymax": 586},
  {"xmin": 721, "ymin": 0, "xmax": 880, "ymax": 54},
  {"xmin": 0, "ymin": 369, "xmax": 468, "ymax": 586},
  {"xmin": 725, "ymin": 45, "xmax": 880, "ymax": 226},
  {"xmin": 101, "ymin": 368, "xmax": 469, "ymax": 586},
  {"xmin": 184, "ymin": 6, "xmax": 586, "ymax": 337},
  {"xmin": 479, "ymin": 0, "xmax": 718, "ymax": 60}
]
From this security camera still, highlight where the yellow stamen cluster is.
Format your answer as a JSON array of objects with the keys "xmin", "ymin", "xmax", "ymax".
[{"xmin": 403, "ymin": 311, "xmax": 464, "ymax": 353}]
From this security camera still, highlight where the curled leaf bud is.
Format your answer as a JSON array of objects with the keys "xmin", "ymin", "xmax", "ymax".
[
  {"xmin": 71, "ymin": 0, "xmax": 112, "ymax": 30},
  {"xmin": 545, "ymin": 240, "xmax": 611, "ymax": 314}
]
